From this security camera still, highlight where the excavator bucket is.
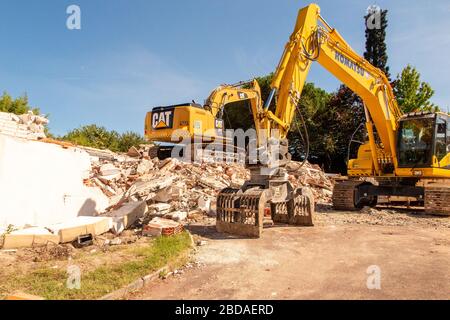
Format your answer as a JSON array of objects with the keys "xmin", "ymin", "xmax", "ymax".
[
  {"xmin": 216, "ymin": 186, "xmax": 314, "ymax": 238},
  {"xmin": 271, "ymin": 187, "xmax": 314, "ymax": 226},
  {"xmin": 216, "ymin": 187, "xmax": 270, "ymax": 238}
]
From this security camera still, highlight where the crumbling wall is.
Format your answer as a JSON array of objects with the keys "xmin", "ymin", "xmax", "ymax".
[{"xmin": 0, "ymin": 134, "xmax": 109, "ymax": 228}]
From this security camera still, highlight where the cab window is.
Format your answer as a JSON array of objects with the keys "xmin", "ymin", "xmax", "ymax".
[{"xmin": 435, "ymin": 119, "xmax": 447, "ymax": 162}]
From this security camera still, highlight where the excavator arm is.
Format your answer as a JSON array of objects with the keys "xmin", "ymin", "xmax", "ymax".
[{"xmin": 259, "ymin": 3, "xmax": 402, "ymax": 176}]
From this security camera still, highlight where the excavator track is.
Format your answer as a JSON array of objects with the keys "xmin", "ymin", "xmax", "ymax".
[
  {"xmin": 425, "ymin": 185, "xmax": 450, "ymax": 216},
  {"xmin": 216, "ymin": 187, "xmax": 269, "ymax": 238},
  {"xmin": 332, "ymin": 180, "xmax": 364, "ymax": 211}
]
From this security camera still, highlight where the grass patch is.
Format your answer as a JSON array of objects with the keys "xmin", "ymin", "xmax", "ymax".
[{"xmin": 2, "ymin": 232, "xmax": 192, "ymax": 300}]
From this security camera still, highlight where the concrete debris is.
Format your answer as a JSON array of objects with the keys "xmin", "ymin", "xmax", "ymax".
[
  {"xmin": 48, "ymin": 216, "xmax": 113, "ymax": 243},
  {"xmin": 106, "ymin": 201, "xmax": 147, "ymax": 234},
  {"xmin": 2, "ymin": 227, "xmax": 60, "ymax": 250},
  {"xmin": 0, "ymin": 111, "xmax": 48, "ymax": 140},
  {"xmin": 87, "ymin": 144, "xmax": 334, "ymax": 224},
  {"xmin": 136, "ymin": 159, "xmax": 154, "ymax": 175},
  {"xmin": 148, "ymin": 203, "xmax": 172, "ymax": 216},
  {"xmin": 164, "ymin": 211, "xmax": 188, "ymax": 222},
  {"xmin": 285, "ymin": 161, "xmax": 335, "ymax": 203},
  {"xmin": 0, "ymin": 139, "xmax": 335, "ymax": 249}
]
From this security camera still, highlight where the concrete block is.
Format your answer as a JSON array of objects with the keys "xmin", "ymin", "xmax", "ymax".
[
  {"xmin": 49, "ymin": 216, "xmax": 113, "ymax": 243},
  {"xmin": 108, "ymin": 201, "xmax": 147, "ymax": 234},
  {"xmin": 152, "ymin": 186, "xmax": 173, "ymax": 202},
  {"xmin": 198, "ymin": 197, "xmax": 212, "ymax": 212},
  {"xmin": 99, "ymin": 163, "xmax": 120, "ymax": 176},
  {"xmin": 0, "ymin": 134, "xmax": 109, "ymax": 228},
  {"xmin": 2, "ymin": 227, "xmax": 59, "ymax": 249},
  {"xmin": 136, "ymin": 159, "xmax": 154, "ymax": 175},
  {"xmin": 148, "ymin": 203, "xmax": 171, "ymax": 216},
  {"xmin": 165, "ymin": 211, "xmax": 187, "ymax": 222}
]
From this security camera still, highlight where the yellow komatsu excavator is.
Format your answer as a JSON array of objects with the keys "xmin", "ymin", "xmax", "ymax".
[
  {"xmin": 144, "ymin": 80, "xmax": 262, "ymax": 160},
  {"xmin": 215, "ymin": 3, "xmax": 450, "ymax": 237}
]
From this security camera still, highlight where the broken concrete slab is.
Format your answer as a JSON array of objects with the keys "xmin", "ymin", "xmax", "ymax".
[
  {"xmin": 152, "ymin": 186, "xmax": 173, "ymax": 202},
  {"xmin": 107, "ymin": 201, "xmax": 147, "ymax": 234},
  {"xmin": 2, "ymin": 227, "xmax": 60, "ymax": 249},
  {"xmin": 148, "ymin": 203, "xmax": 171, "ymax": 216},
  {"xmin": 136, "ymin": 159, "xmax": 153, "ymax": 175},
  {"xmin": 164, "ymin": 211, "xmax": 187, "ymax": 222},
  {"xmin": 129, "ymin": 175, "xmax": 174, "ymax": 198},
  {"xmin": 100, "ymin": 163, "xmax": 121, "ymax": 176},
  {"xmin": 49, "ymin": 216, "xmax": 113, "ymax": 243},
  {"xmin": 198, "ymin": 176, "xmax": 228, "ymax": 190},
  {"xmin": 158, "ymin": 158, "xmax": 180, "ymax": 171},
  {"xmin": 198, "ymin": 196, "xmax": 212, "ymax": 213}
]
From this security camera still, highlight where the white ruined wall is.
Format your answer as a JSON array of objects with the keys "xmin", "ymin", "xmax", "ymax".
[{"xmin": 0, "ymin": 135, "xmax": 109, "ymax": 228}]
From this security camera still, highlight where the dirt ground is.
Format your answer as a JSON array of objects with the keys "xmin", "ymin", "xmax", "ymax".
[{"xmin": 128, "ymin": 205, "xmax": 450, "ymax": 300}]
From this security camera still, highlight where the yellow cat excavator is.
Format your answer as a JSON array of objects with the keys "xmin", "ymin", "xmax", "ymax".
[
  {"xmin": 215, "ymin": 3, "xmax": 450, "ymax": 237},
  {"xmin": 145, "ymin": 80, "xmax": 262, "ymax": 160}
]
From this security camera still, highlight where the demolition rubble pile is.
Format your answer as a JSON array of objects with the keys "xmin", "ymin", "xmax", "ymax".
[
  {"xmin": 88, "ymin": 146, "xmax": 335, "ymax": 228},
  {"xmin": 0, "ymin": 136, "xmax": 334, "ymax": 249},
  {"xmin": 0, "ymin": 111, "xmax": 49, "ymax": 140}
]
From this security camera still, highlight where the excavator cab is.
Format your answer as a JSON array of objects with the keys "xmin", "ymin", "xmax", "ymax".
[{"xmin": 397, "ymin": 112, "xmax": 449, "ymax": 170}]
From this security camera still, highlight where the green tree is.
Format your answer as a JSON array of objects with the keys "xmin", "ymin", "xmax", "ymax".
[
  {"xmin": 62, "ymin": 124, "xmax": 146, "ymax": 152},
  {"xmin": 393, "ymin": 65, "xmax": 439, "ymax": 113},
  {"xmin": 118, "ymin": 131, "xmax": 147, "ymax": 152},
  {"xmin": 0, "ymin": 92, "xmax": 41, "ymax": 115},
  {"xmin": 288, "ymin": 82, "xmax": 331, "ymax": 163}
]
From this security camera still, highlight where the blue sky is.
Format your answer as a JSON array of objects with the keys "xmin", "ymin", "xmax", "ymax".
[{"xmin": 0, "ymin": 0, "xmax": 449, "ymax": 135}]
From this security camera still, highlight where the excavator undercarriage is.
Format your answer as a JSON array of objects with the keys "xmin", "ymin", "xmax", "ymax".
[{"xmin": 333, "ymin": 178, "xmax": 450, "ymax": 216}]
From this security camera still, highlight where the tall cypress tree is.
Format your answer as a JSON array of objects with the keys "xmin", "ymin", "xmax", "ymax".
[{"xmin": 364, "ymin": 7, "xmax": 390, "ymax": 79}]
